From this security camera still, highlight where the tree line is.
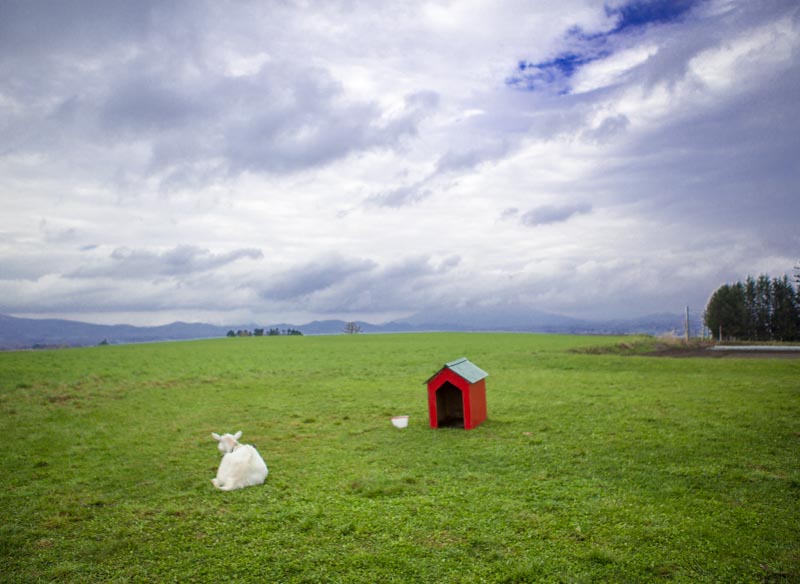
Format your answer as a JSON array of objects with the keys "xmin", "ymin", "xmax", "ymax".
[
  {"xmin": 226, "ymin": 328, "xmax": 303, "ymax": 337},
  {"xmin": 704, "ymin": 274, "xmax": 799, "ymax": 341}
]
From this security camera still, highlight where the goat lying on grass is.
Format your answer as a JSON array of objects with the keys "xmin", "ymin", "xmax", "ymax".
[{"xmin": 211, "ymin": 431, "xmax": 268, "ymax": 491}]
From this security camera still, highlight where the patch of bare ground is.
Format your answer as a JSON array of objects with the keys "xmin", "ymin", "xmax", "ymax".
[
  {"xmin": 700, "ymin": 347, "xmax": 800, "ymax": 359},
  {"xmin": 576, "ymin": 338, "xmax": 800, "ymax": 359}
]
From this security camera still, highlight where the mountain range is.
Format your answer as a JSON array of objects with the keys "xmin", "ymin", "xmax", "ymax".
[{"xmin": 0, "ymin": 309, "xmax": 687, "ymax": 350}]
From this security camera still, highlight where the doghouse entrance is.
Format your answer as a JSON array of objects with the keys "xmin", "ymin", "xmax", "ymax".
[{"xmin": 436, "ymin": 382, "xmax": 464, "ymax": 428}]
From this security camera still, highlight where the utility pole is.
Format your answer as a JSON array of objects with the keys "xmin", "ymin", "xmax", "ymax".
[{"xmin": 684, "ymin": 306, "xmax": 690, "ymax": 343}]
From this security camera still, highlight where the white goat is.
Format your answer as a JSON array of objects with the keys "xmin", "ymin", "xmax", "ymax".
[{"xmin": 210, "ymin": 431, "xmax": 268, "ymax": 491}]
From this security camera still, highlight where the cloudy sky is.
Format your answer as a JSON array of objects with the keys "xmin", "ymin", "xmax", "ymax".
[{"xmin": 1, "ymin": 0, "xmax": 798, "ymax": 327}]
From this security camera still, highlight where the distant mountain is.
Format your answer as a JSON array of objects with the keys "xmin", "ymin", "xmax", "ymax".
[
  {"xmin": 579, "ymin": 313, "xmax": 684, "ymax": 335},
  {"xmin": 399, "ymin": 304, "xmax": 583, "ymax": 332},
  {"xmin": 396, "ymin": 307, "xmax": 683, "ymax": 335},
  {"xmin": 0, "ymin": 313, "xmax": 227, "ymax": 349},
  {"xmin": 289, "ymin": 320, "xmax": 416, "ymax": 335},
  {"xmin": 0, "ymin": 310, "xmax": 685, "ymax": 350}
]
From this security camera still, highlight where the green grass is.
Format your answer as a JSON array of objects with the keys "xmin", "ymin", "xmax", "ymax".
[{"xmin": 1, "ymin": 333, "xmax": 798, "ymax": 582}]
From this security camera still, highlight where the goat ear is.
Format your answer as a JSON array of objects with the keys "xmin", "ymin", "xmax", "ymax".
[
  {"xmin": 234, "ymin": 430, "xmax": 243, "ymax": 440},
  {"xmin": 211, "ymin": 433, "xmax": 221, "ymax": 441}
]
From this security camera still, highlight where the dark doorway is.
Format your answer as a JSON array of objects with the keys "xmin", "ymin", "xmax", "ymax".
[{"xmin": 436, "ymin": 382, "xmax": 464, "ymax": 428}]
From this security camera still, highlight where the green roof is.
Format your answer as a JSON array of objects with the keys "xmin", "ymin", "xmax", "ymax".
[{"xmin": 427, "ymin": 357, "xmax": 488, "ymax": 384}]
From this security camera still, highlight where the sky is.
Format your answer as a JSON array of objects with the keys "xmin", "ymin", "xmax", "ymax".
[{"xmin": 1, "ymin": 0, "xmax": 798, "ymax": 327}]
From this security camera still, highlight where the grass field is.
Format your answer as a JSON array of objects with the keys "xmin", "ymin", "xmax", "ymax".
[{"xmin": 1, "ymin": 333, "xmax": 798, "ymax": 582}]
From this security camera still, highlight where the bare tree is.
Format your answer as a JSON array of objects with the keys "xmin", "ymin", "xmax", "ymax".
[{"xmin": 343, "ymin": 321, "xmax": 362, "ymax": 334}]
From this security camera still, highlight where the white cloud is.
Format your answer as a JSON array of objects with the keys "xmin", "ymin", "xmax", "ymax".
[
  {"xmin": 689, "ymin": 15, "xmax": 798, "ymax": 92},
  {"xmin": 571, "ymin": 45, "xmax": 659, "ymax": 93},
  {"xmin": 68, "ymin": 245, "xmax": 264, "ymax": 279}
]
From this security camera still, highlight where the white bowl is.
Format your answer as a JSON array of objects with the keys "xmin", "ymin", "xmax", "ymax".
[{"xmin": 391, "ymin": 415, "xmax": 409, "ymax": 429}]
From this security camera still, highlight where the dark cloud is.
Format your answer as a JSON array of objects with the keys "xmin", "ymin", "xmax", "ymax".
[
  {"xmin": 521, "ymin": 203, "xmax": 592, "ymax": 226},
  {"xmin": 0, "ymin": 5, "xmax": 440, "ymax": 186},
  {"xmin": 590, "ymin": 57, "xmax": 799, "ymax": 256},
  {"xmin": 366, "ymin": 124, "xmax": 508, "ymax": 209},
  {"xmin": 365, "ymin": 183, "xmax": 432, "ymax": 208},
  {"xmin": 0, "ymin": 255, "xmax": 64, "ymax": 281},
  {"xmin": 314, "ymin": 254, "xmax": 462, "ymax": 313},
  {"xmin": 220, "ymin": 82, "xmax": 436, "ymax": 176},
  {"xmin": 68, "ymin": 245, "xmax": 263, "ymax": 279},
  {"xmin": 0, "ymin": 274, "xmax": 254, "ymax": 315},
  {"xmin": 382, "ymin": 254, "xmax": 461, "ymax": 279},
  {"xmin": 99, "ymin": 75, "xmax": 208, "ymax": 135},
  {"xmin": 435, "ymin": 138, "xmax": 513, "ymax": 173},
  {"xmin": 256, "ymin": 253, "xmax": 462, "ymax": 313},
  {"xmin": 259, "ymin": 254, "xmax": 377, "ymax": 301},
  {"xmin": 581, "ymin": 114, "xmax": 630, "ymax": 143},
  {"xmin": 0, "ymin": 0, "xmax": 158, "ymax": 56}
]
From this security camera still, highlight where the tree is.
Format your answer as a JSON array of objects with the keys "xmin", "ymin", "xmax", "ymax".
[
  {"xmin": 705, "ymin": 273, "xmax": 800, "ymax": 341},
  {"xmin": 343, "ymin": 321, "xmax": 362, "ymax": 334},
  {"xmin": 754, "ymin": 274, "xmax": 773, "ymax": 341},
  {"xmin": 226, "ymin": 330, "xmax": 236, "ymax": 337},
  {"xmin": 771, "ymin": 275, "xmax": 799, "ymax": 341},
  {"xmin": 744, "ymin": 276, "xmax": 758, "ymax": 339},
  {"xmin": 704, "ymin": 283, "xmax": 747, "ymax": 340}
]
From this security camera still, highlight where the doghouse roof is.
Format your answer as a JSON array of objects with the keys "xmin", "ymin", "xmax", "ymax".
[{"xmin": 426, "ymin": 357, "xmax": 488, "ymax": 384}]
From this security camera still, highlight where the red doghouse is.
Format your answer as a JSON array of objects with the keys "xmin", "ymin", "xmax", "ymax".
[{"xmin": 425, "ymin": 357, "xmax": 488, "ymax": 430}]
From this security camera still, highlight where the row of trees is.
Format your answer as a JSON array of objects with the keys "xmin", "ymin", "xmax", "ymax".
[
  {"xmin": 225, "ymin": 322, "xmax": 364, "ymax": 337},
  {"xmin": 226, "ymin": 328, "xmax": 303, "ymax": 337},
  {"xmin": 704, "ymin": 274, "xmax": 799, "ymax": 341}
]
